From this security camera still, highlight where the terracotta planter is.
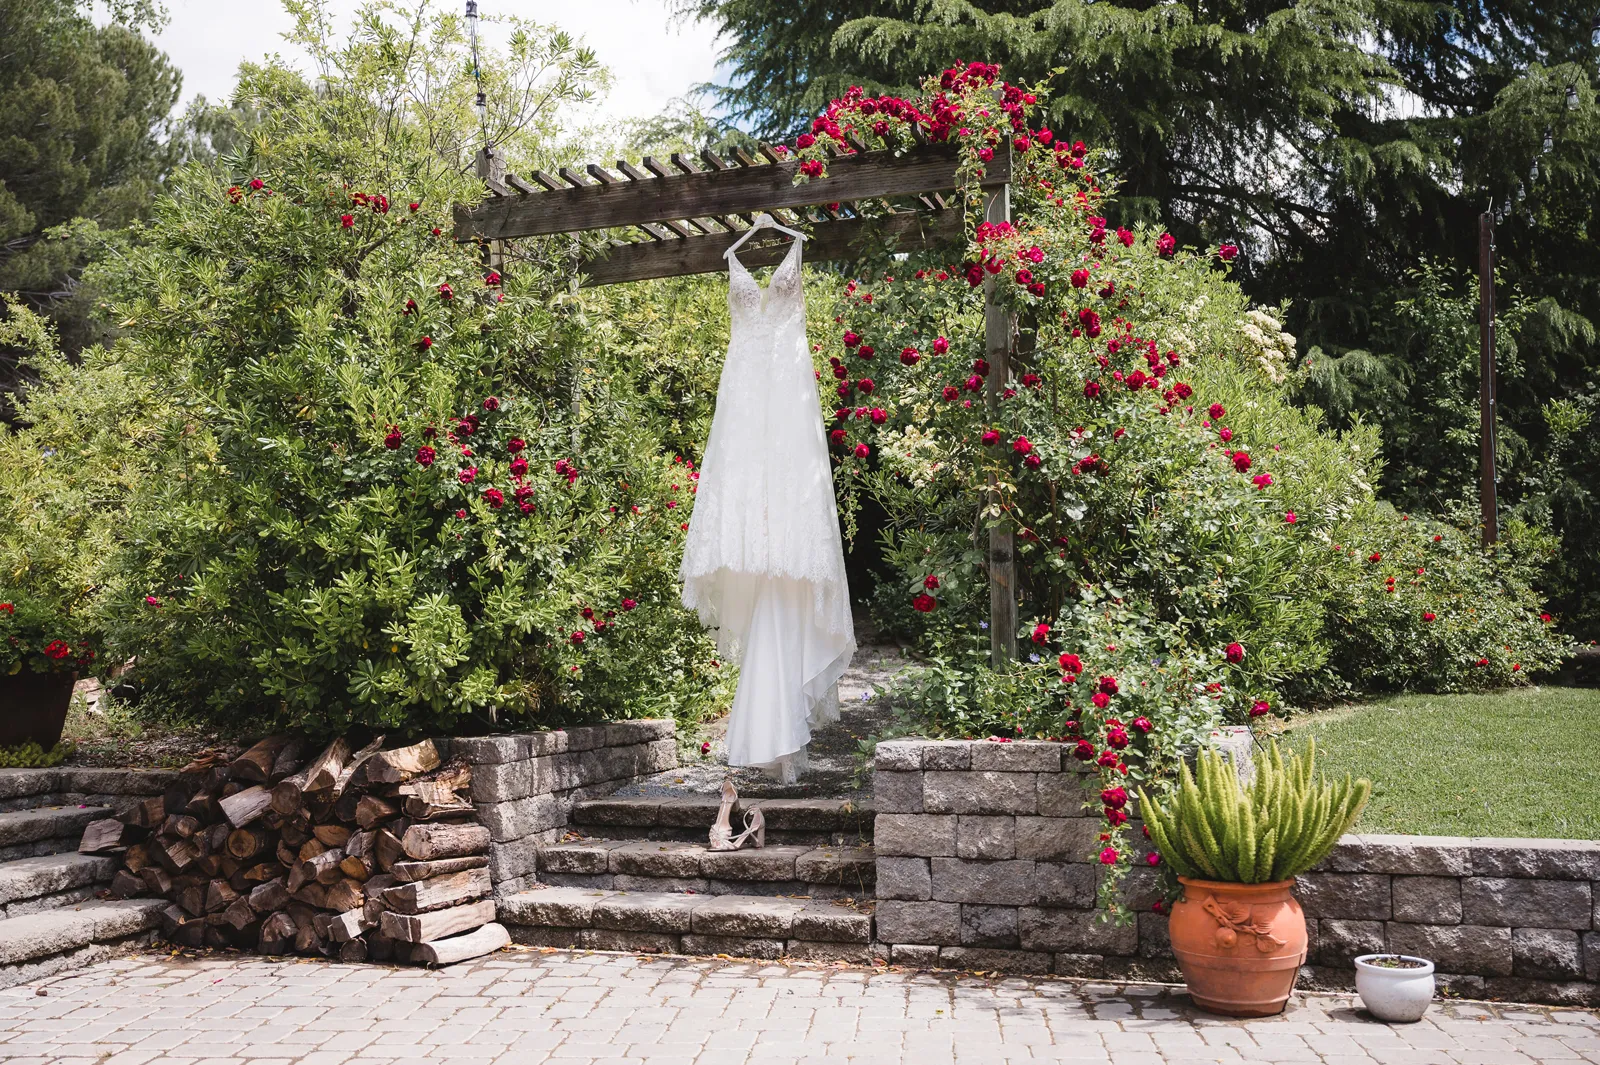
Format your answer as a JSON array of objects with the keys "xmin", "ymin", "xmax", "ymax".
[
  {"xmin": 0, "ymin": 668, "xmax": 76, "ymax": 749},
  {"xmin": 1168, "ymin": 876, "xmax": 1308, "ymax": 1017}
]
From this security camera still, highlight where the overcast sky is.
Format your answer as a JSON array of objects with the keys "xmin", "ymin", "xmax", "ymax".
[{"xmin": 149, "ymin": 0, "xmax": 726, "ymax": 127}]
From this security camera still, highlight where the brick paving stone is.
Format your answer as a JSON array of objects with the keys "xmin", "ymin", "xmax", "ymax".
[{"xmin": 0, "ymin": 948, "xmax": 1594, "ymax": 1063}]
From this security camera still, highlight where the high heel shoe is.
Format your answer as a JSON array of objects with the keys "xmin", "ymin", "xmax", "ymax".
[
  {"xmin": 708, "ymin": 778, "xmax": 740, "ymax": 851},
  {"xmin": 729, "ymin": 805, "xmax": 765, "ymax": 850}
]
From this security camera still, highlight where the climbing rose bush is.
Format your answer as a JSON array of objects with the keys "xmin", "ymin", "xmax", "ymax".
[{"xmin": 786, "ymin": 63, "xmax": 1570, "ymax": 915}]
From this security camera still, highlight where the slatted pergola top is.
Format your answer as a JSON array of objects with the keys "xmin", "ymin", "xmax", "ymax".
[{"xmin": 453, "ymin": 141, "xmax": 1011, "ymax": 286}]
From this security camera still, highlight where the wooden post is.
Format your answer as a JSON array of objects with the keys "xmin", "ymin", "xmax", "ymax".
[
  {"xmin": 1478, "ymin": 211, "xmax": 1497, "ymax": 546},
  {"xmin": 474, "ymin": 147, "xmax": 505, "ymax": 273},
  {"xmin": 984, "ymin": 180, "xmax": 1017, "ymax": 666}
]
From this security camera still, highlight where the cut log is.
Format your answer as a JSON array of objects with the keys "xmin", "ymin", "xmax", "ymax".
[
  {"xmin": 338, "ymin": 937, "xmax": 369, "ymax": 964},
  {"xmin": 413, "ymin": 922, "xmax": 511, "ymax": 967},
  {"xmin": 242, "ymin": 861, "xmax": 284, "ymax": 883},
  {"xmin": 140, "ymin": 866, "xmax": 173, "ymax": 896},
  {"xmin": 220, "ymin": 896, "xmax": 256, "ymax": 931},
  {"xmin": 288, "ymin": 904, "xmax": 321, "ymax": 954},
  {"xmin": 365, "ymin": 740, "xmax": 441, "ymax": 785},
  {"xmin": 333, "ymin": 790, "xmax": 361, "ymax": 824},
  {"xmin": 297, "ymin": 839, "xmax": 328, "ymax": 864},
  {"xmin": 249, "ymin": 878, "xmax": 290, "ymax": 914},
  {"xmin": 271, "ymin": 736, "xmax": 350, "ymax": 814},
  {"xmin": 183, "ymin": 791, "xmax": 220, "ymax": 821},
  {"xmin": 395, "ymin": 779, "xmax": 461, "ymax": 806},
  {"xmin": 163, "ymin": 903, "xmax": 204, "ymax": 947},
  {"xmin": 381, "ymin": 868, "xmax": 490, "ymax": 915},
  {"xmin": 230, "ymin": 735, "xmax": 291, "ymax": 784},
  {"xmin": 323, "ymin": 877, "xmax": 364, "ymax": 913},
  {"xmin": 79, "ymin": 818, "xmax": 129, "ymax": 855},
  {"xmin": 219, "ymin": 785, "xmax": 273, "ymax": 828},
  {"xmin": 296, "ymin": 848, "xmax": 344, "ymax": 888},
  {"xmin": 276, "ymin": 840, "xmax": 298, "ymax": 869},
  {"xmin": 313, "ymin": 824, "xmax": 352, "ymax": 848},
  {"xmin": 374, "ymin": 828, "xmax": 405, "ymax": 872},
  {"xmin": 176, "ymin": 882, "xmax": 206, "ymax": 917},
  {"xmin": 392, "ymin": 855, "xmax": 489, "ymax": 883},
  {"xmin": 151, "ymin": 836, "xmax": 199, "ymax": 873},
  {"xmin": 332, "ymin": 735, "xmax": 386, "ymax": 799},
  {"xmin": 204, "ymin": 879, "xmax": 240, "ymax": 914},
  {"xmin": 110, "ymin": 869, "xmax": 145, "ymax": 897},
  {"xmin": 403, "ymin": 797, "xmax": 474, "ymax": 821},
  {"xmin": 226, "ymin": 827, "xmax": 270, "ymax": 861},
  {"xmin": 367, "ymin": 932, "xmax": 397, "ymax": 962},
  {"xmin": 159, "ymin": 814, "xmax": 201, "ymax": 840},
  {"xmin": 259, "ymin": 911, "xmax": 296, "ymax": 954},
  {"xmin": 278, "ymin": 818, "xmax": 311, "ymax": 847},
  {"xmin": 203, "ymin": 822, "xmax": 232, "ymax": 855},
  {"xmin": 379, "ymin": 898, "xmax": 496, "ymax": 943},
  {"xmin": 193, "ymin": 853, "xmax": 223, "ymax": 878},
  {"xmin": 355, "ymin": 795, "xmax": 398, "ymax": 830},
  {"xmin": 339, "ymin": 853, "xmax": 373, "ymax": 881},
  {"xmin": 400, "ymin": 823, "xmax": 489, "ymax": 862},
  {"xmin": 326, "ymin": 907, "xmax": 373, "ymax": 943},
  {"xmin": 291, "ymin": 881, "xmax": 328, "ymax": 909},
  {"xmin": 131, "ymin": 796, "xmax": 165, "ymax": 829},
  {"xmin": 124, "ymin": 843, "xmax": 149, "ymax": 874},
  {"xmin": 269, "ymin": 736, "xmax": 307, "ymax": 781}
]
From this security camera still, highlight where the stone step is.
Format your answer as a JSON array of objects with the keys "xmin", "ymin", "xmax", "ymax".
[
  {"xmin": 0, "ymin": 898, "xmax": 165, "ymax": 988},
  {"xmin": 0, "ymin": 805, "xmax": 113, "ymax": 861},
  {"xmin": 499, "ymin": 886, "xmax": 876, "ymax": 963},
  {"xmin": 570, "ymin": 796, "xmax": 873, "ymax": 845},
  {"xmin": 538, "ymin": 839, "xmax": 875, "ymax": 897},
  {"xmin": 0, "ymin": 853, "xmax": 118, "ymax": 917}
]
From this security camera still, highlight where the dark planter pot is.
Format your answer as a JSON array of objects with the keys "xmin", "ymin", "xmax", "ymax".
[{"xmin": 0, "ymin": 668, "xmax": 76, "ymax": 748}]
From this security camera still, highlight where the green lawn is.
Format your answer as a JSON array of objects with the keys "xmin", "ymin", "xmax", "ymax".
[{"xmin": 1278, "ymin": 686, "xmax": 1600, "ymax": 840}]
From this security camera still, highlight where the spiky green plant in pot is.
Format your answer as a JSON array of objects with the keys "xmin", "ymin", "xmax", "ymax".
[{"xmin": 1138, "ymin": 740, "xmax": 1371, "ymax": 1017}]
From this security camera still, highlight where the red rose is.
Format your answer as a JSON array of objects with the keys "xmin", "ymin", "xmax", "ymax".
[
  {"xmin": 1252, "ymin": 473, "xmax": 1274, "ymax": 490},
  {"xmin": 248, "ymin": 178, "xmax": 265, "ymax": 191},
  {"xmin": 570, "ymin": 631, "xmax": 586, "ymax": 645},
  {"xmin": 1219, "ymin": 243, "xmax": 1238, "ymax": 261},
  {"xmin": 408, "ymin": 202, "xmax": 420, "ymax": 211},
  {"xmin": 415, "ymin": 446, "xmax": 436, "ymax": 466},
  {"xmin": 796, "ymin": 133, "xmax": 815, "ymax": 149},
  {"xmin": 1084, "ymin": 380, "xmax": 1102, "ymax": 399},
  {"xmin": 484, "ymin": 271, "xmax": 502, "ymax": 286},
  {"xmin": 982, "ymin": 429, "xmax": 1000, "ymax": 446},
  {"xmin": 1368, "ymin": 552, "xmax": 1382, "ymax": 563},
  {"xmin": 431, "ymin": 227, "xmax": 442, "ymax": 236},
  {"xmin": 870, "ymin": 408, "xmax": 887, "ymax": 424},
  {"xmin": 1232, "ymin": 451, "xmax": 1252, "ymax": 473},
  {"xmin": 1250, "ymin": 700, "xmax": 1271, "ymax": 717},
  {"xmin": 1106, "ymin": 725, "xmax": 1130, "ymax": 749},
  {"xmin": 900, "ymin": 347, "xmax": 920, "ymax": 365},
  {"xmin": 1100, "ymin": 786, "xmax": 1128, "ymax": 809},
  {"xmin": 1059, "ymin": 652, "xmax": 1082, "ymax": 673},
  {"xmin": 1208, "ymin": 403, "xmax": 1226, "ymax": 420},
  {"xmin": 483, "ymin": 487, "xmax": 505, "ymax": 508},
  {"xmin": 830, "ymin": 429, "xmax": 847, "ymax": 445},
  {"xmin": 858, "ymin": 378, "xmax": 875, "ymax": 394},
  {"xmin": 1131, "ymin": 716, "xmax": 1152, "ymax": 733},
  {"xmin": 1024, "ymin": 453, "xmax": 1041, "ymax": 468},
  {"xmin": 965, "ymin": 374, "xmax": 983, "ymax": 392},
  {"xmin": 1156, "ymin": 233, "xmax": 1176, "ymax": 257},
  {"xmin": 843, "ymin": 331, "xmax": 860, "ymax": 347},
  {"xmin": 439, "ymin": 283, "xmax": 454, "ymax": 300},
  {"xmin": 1073, "ymin": 740, "xmax": 1095, "ymax": 761},
  {"xmin": 924, "ymin": 575, "xmax": 940, "ymax": 590},
  {"xmin": 1031, "ymin": 623, "xmax": 1050, "ymax": 644},
  {"xmin": 858, "ymin": 345, "xmax": 875, "ymax": 359},
  {"xmin": 482, "ymin": 396, "xmax": 500, "ymax": 411},
  {"xmin": 0, "ymin": 603, "xmax": 12, "ymax": 614},
  {"xmin": 418, "ymin": 336, "xmax": 433, "ymax": 349},
  {"xmin": 1071, "ymin": 269, "xmax": 1089, "ymax": 289},
  {"xmin": 912, "ymin": 593, "xmax": 937, "ymax": 613},
  {"xmin": 853, "ymin": 442, "xmax": 871, "ymax": 459},
  {"xmin": 622, "ymin": 598, "xmax": 638, "ymax": 611},
  {"xmin": 1012, "ymin": 436, "xmax": 1032, "ymax": 455},
  {"xmin": 1099, "ymin": 847, "xmax": 1119, "ymax": 865},
  {"xmin": 459, "ymin": 466, "xmax": 478, "ymax": 484},
  {"xmin": 1225, "ymin": 642, "xmax": 1245, "ymax": 664},
  {"xmin": 507, "ymin": 438, "xmax": 526, "ymax": 453},
  {"xmin": 1015, "ymin": 268, "xmax": 1033, "ymax": 286},
  {"xmin": 340, "ymin": 214, "xmax": 354, "ymax": 228},
  {"xmin": 1422, "ymin": 611, "xmax": 1436, "ymax": 622},
  {"xmin": 799, "ymin": 159, "xmax": 824, "ymax": 178},
  {"xmin": 510, "ymin": 457, "xmax": 529, "ymax": 476},
  {"xmin": 942, "ymin": 386, "xmax": 960, "ymax": 402},
  {"xmin": 932, "ymin": 336, "xmax": 949, "ymax": 355},
  {"xmin": 1092, "ymin": 691, "xmax": 1111, "ymax": 709},
  {"xmin": 1098, "ymin": 676, "xmax": 1119, "ymax": 695},
  {"xmin": 384, "ymin": 428, "xmax": 403, "ymax": 449}
]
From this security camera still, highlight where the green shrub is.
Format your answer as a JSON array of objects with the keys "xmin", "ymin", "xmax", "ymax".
[
  {"xmin": 1140, "ymin": 740, "xmax": 1370, "ymax": 883},
  {"xmin": 0, "ymin": 742, "xmax": 73, "ymax": 768}
]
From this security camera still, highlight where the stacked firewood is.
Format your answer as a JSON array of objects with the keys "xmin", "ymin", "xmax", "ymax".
[{"xmin": 80, "ymin": 735, "xmax": 509, "ymax": 966}]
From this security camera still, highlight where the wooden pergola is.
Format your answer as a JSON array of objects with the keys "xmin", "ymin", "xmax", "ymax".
[{"xmin": 453, "ymin": 139, "xmax": 1022, "ymax": 663}]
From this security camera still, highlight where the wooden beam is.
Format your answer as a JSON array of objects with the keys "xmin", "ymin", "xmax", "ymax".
[
  {"xmin": 455, "ymin": 141, "xmax": 1004, "ymax": 242},
  {"xmin": 578, "ymin": 209, "xmax": 964, "ymax": 287}
]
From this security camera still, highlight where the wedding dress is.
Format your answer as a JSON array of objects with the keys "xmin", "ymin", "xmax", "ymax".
[{"xmin": 680, "ymin": 237, "xmax": 856, "ymax": 782}]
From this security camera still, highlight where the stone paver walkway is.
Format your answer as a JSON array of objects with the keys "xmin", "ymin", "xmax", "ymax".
[{"xmin": 1, "ymin": 948, "xmax": 1596, "ymax": 1065}]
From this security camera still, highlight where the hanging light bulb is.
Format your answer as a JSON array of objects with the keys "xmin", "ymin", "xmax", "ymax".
[
  {"xmin": 1530, "ymin": 157, "xmax": 1540, "ymax": 183},
  {"xmin": 1568, "ymin": 85, "xmax": 1581, "ymax": 110},
  {"xmin": 1543, "ymin": 127, "xmax": 1554, "ymax": 153},
  {"xmin": 1493, "ymin": 202, "xmax": 1505, "ymax": 224},
  {"xmin": 475, "ymin": 90, "xmax": 487, "ymax": 118},
  {"xmin": 1516, "ymin": 182, "xmax": 1526, "ymax": 203},
  {"xmin": 466, "ymin": 0, "xmax": 478, "ymax": 16},
  {"xmin": 1591, "ymin": 13, "xmax": 1600, "ymax": 47}
]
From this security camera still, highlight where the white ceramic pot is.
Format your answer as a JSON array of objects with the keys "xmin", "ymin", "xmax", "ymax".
[{"xmin": 1354, "ymin": 954, "xmax": 1435, "ymax": 1022}]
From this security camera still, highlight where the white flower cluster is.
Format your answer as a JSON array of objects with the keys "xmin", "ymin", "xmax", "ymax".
[
  {"xmin": 1240, "ymin": 309, "xmax": 1296, "ymax": 384},
  {"xmin": 879, "ymin": 418, "xmax": 948, "ymax": 489}
]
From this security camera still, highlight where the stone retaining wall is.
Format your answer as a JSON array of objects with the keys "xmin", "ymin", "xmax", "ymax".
[
  {"xmin": 873, "ymin": 738, "xmax": 1600, "ymax": 1006},
  {"xmin": 0, "ymin": 768, "xmax": 180, "ymax": 816},
  {"xmin": 441, "ymin": 720, "xmax": 677, "ymax": 896}
]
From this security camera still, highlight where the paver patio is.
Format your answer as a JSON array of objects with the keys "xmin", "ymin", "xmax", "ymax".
[{"xmin": 0, "ymin": 948, "xmax": 1594, "ymax": 1065}]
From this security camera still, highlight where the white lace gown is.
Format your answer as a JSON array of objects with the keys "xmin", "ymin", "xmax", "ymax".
[{"xmin": 680, "ymin": 239, "xmax": 856, "ymax": 782}]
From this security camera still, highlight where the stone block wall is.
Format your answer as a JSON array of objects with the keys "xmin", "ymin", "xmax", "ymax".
[
  {"xmin": 874, "ymin": 739, "xmax": 1600, "ymax": 1006},
  {"xmin": 0, "ymin": 768, "xmax": 181, "ymax": 815},
  {"xmin": 441, "ymin": 720, "xmax": 677, "ymax": 896},
  {"xmin": 1299, "ymin": 835, "xmax": 1600, "ymax": 1005},
  {"xmin": 872, "ymin": 738, "xmax": 1167, "ymax": 980}
]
